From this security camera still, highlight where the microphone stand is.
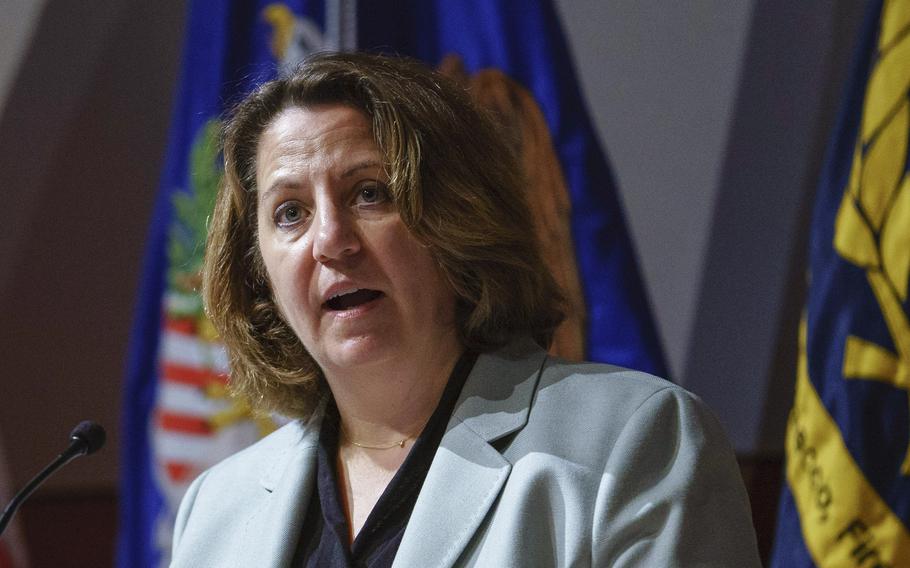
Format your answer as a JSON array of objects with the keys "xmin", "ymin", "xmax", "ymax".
[{"xmin": 0, "ymin": 422, "xmax": 105, "ymax": 537}]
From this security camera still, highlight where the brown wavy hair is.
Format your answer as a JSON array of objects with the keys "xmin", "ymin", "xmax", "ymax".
[{"xmin": 204, "ymin": 51, "xmax": 565, "ymax": 418}]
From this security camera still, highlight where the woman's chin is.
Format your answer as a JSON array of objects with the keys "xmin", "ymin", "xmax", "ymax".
[{"xmin": 316, "ymin": 335, "xmax": 395, "ymax": 376}]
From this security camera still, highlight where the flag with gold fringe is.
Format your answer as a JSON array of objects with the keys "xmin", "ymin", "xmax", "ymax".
[{"xmin": 771, "ymin": 0, "xmax": 910, "ymax": 565}]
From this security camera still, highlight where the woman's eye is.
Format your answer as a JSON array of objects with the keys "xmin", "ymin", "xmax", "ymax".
[
  {"xmin": 275, "ymin": 203, "xmax": 304, "ymax": 226},
  {"xmin": 357, "ymin": 183, "xmax": 390, "ymax": 205}
]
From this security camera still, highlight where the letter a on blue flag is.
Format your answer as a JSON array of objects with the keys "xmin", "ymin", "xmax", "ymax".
[
  {"xmin": 118, "ymin": 1, "xmax": 666, "ymax": 566},
  {"xmin": 771, "ymin": 0, "xmax": 910, "ymax": 565}
]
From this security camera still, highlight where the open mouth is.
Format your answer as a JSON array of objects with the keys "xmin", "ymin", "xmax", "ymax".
[{"xmin": 324, "ymin": 289, "xmax": 383, "ymax": 311}]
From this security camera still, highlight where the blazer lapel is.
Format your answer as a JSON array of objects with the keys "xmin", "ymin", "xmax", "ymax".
[
  {"xmin": 393, "ymin": 339, "xmax": 548, "ymax": 568},
  {"xmin": 237, "ymin": 409, "xmax": 323, "ymax": 567}
]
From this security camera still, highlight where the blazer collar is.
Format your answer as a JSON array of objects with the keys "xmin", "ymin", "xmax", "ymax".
[
  {"xmin": 242, "ymin": 406, "xmax": 324, "ymax": 566},
  {"xmin": 393, "ymin": 338, "xmax": 548, "ymax": 568},
  {"xmin": 258, "ymin": 405, "xmax": 323, "ymax": 491}
]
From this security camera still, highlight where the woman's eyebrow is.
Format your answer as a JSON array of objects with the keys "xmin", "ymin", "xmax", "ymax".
[
  {"xmin": 259, "ymin": 178, "xmax": 300, "ymax": 201},
  {"xmin": 341, "ymin": 160, "xmax": 382, "ymax": 179}
]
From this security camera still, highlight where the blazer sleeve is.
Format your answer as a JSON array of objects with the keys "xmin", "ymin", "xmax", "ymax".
[{"xmin": 591, "ymin": 386, "xmax": 761, "ymax": 567}]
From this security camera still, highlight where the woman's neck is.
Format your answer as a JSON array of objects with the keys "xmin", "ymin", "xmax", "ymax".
[{"xmin": 324, "ymin": 336, "xmax": 464, "ymax": 447}]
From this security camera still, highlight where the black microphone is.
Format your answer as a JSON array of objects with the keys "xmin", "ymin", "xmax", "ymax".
[{"xmin": 0, "ymin": 421, "xmax": 106, "ymax": 536}]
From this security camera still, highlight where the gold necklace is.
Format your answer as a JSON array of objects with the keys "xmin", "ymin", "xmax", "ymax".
[
  {"xmin": 340, "ymin": 421, "xmax": 427, "ymax": 450},
  {"xmin": 347, "ymin": 437, "xmax": 410, "ymax": 450}
]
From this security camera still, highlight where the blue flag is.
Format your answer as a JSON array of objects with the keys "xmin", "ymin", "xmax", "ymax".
[
  {"xmin": 118, "ymin": 1, "xmax": 666, "ymax": 565},
  {"xmin": 770, "ymin": 0, "xmax": 910, "ymax": 565}
]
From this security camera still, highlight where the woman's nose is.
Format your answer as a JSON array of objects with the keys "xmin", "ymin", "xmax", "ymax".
[{"xmin": 311, "ymin": 204, "xmax": 361, "ymax": 263}]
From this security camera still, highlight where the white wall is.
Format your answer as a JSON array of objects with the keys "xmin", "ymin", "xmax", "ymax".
[
  {"xmin": 0, "ymin": 0, "xmax": 45, "ymax": 108},
  {"xmin": 555, "ymin": 0, "xmax": 753, "ymax": 383}
]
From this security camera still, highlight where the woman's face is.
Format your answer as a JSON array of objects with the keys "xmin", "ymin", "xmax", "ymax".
[{"xmin": 255, "ymin": 104, "xmax": 459, "ymax": 379}]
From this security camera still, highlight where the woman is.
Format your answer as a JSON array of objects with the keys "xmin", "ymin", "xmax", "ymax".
[{"xmin": 171, "ymin": 52, "xmax": 760, "ymax": 567}]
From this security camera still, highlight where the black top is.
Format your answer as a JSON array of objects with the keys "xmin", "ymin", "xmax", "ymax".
[{"xmin": 293, "ymin": 352, "xmax": 477, "ymax": 568}]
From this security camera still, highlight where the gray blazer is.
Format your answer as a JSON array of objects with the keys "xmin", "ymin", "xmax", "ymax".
[{"xmin": 171, "ymin": 339, "xmax": 761, "ymax": 567}]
